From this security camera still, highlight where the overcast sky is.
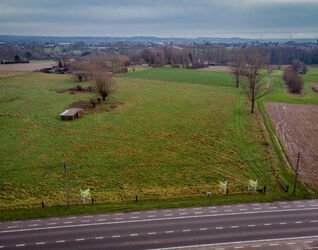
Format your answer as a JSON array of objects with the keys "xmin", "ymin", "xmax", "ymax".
[{"xmin": 0, "ymin": 0, "xmax": 317, "ymax": 38}]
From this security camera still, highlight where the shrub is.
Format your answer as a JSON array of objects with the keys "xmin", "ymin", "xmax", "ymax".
[{"xmin": 283, "ymin": 67, "xmax": 304, "ymax": 93}]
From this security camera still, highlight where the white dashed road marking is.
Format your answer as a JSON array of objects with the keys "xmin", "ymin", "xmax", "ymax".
[
  {"xmin": 97, "ymin": 219, "xmax": 107, "ymax": 221},
  {"xmin": 35, "ymin": 242, "xmax": 45, "ymax": 245},
  {"xmin": 16, "ymin": 244, "xmax": 25, "ymax": 247},
  {"xmin": 95, "ymin": 236, "xmax": 104, "ymax": 239},
  {"xmin": 112, "ymin": 235, "xmax": 121, "ymax": 238},
  {"xmin": 287, "ymin": 242, "xmax": 296, "ymax": 245},
  {"xmin": 56, "ymin": 240, "xmax": 65, "ymax": 243},
  {"xmin": 130, "ymin": 234, "xmax": 138, "ymax": 237}
]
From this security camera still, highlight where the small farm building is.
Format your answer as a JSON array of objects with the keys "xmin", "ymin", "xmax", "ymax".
[{"xmin": 60, "ymin": 108, "xmax": 84, "ymax": 120}]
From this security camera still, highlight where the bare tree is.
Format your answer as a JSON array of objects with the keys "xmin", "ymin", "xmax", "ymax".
[
  {"xmin": 292, "ymin": 59, "xmax": 307, "ymax": 74},
  {"xmin": 94, "ymin": 73, "xmax": 117, "ymax": 101},
  {"xmin": 240, "ymin": 48, "xmax": 272, "ymax": 113},
  {"xmin": 69, "ymin": 60, "xmax": 89, "ymax": 82},
  {"xmin": 230, "ymin": 48, "xmax": 244, "ymax": 88}
]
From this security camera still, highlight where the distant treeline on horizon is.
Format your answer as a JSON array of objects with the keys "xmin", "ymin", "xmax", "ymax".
[{"xmin": 0, "ymin": 35, "xmax": 317, "ymax": 44}]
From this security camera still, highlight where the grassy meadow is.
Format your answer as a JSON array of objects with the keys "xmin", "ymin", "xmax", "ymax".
[
  {"xmin": 0, "ymin": 66, "xmax": 316, "ymax": 217},
  {"xmin": 123, "ymin": 67, "xmax": 234, "ymax": 87}
]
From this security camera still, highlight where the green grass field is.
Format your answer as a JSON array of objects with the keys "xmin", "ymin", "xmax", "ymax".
[
  {"xmin": 0, "ymin": 66, "xmax": 316, "ymax": 218},
  {"xmin": 263, "ymin": 67, "xmax": 318, "ymax": 105},
  {"xmin": 123, "ymin": 67, "xmax": 235, "ymax": 87}
]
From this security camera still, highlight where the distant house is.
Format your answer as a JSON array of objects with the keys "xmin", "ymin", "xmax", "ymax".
[
  {"xmin": 60, "ymin": 108, "xmax": 84, "ymax": 120},
  {"xmin": 208, "ymin": 61, "xmax": 217, "ymax": 66}
]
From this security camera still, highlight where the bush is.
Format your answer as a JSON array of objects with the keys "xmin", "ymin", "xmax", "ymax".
[{"xmin": 283, "ymin": 67, "xmax": 304, "ymax": 93}]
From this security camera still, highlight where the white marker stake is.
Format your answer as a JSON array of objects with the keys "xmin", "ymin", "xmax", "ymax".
[
  {"xmin": 248, "ymin": 180, "xmax": 257, "ymax": 192},
  {"xmin": 80, "ymin": 189, "xmax": 91, "ymax": 204},
  {"xmin": 219, "ymin": 181, "xmax": 227, "ymax": 194}
]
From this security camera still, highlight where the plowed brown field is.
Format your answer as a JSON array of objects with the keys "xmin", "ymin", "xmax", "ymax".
[{"xmin": 266, "ymin": 102, "xmax": 318, "ymax": 188}]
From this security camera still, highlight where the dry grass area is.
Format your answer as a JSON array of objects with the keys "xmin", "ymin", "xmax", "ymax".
[
  {"xmin": 0, "ymin": 61, "xmax": 56, "ymax": 72},
  {"xmin": 0, "ymin": 71, "xmax": 26, "ymax": 79},
  {"xmin": 198, "ymin": 66, "xmax": 232, "ymax": 73},
  {"xmin": 310, "ymin": 82, "xmax": 318, "ymax": 92},
  {"xmin": 266, "ymin": 102, "xmax": 318, "ymax": 188}
]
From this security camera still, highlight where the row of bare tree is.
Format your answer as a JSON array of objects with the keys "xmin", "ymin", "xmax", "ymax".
[{"xmin": 69, "ymin": 55, "xmax": 118, "ymax": 107}]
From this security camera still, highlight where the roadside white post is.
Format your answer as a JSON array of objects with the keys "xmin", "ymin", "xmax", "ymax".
[
  {"xmin": 80, "ymin": 189, "xmax": 91, "ymax": 204},
  {"xmin": 219, "ymin": 181, "xmax": 227, "ymax": 194},
  {"xmin": 248, "ymin": 180, "xmax": 258, "ymax": 192}
]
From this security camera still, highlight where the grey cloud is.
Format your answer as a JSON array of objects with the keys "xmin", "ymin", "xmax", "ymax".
[{"xmin": 0, "ymin": 0, "xmax": 317, "ymax": 38}]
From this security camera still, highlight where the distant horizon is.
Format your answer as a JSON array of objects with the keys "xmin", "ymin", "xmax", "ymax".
[{"xmin": 0, "ymin": 34, "xmax": 317, "ymax": 41}]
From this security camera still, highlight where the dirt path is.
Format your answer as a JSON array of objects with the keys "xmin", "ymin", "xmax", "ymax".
[
  {"xmin": 0, "ymin": 61, "xmax": 56, "ymax": 71},
  {"xmin": 266, "ymin": 102, "xmax": 318, "ymax": 188},
  {"xmin": 198, "ymin": 66, "xmax": 232, "ymax": 73}
]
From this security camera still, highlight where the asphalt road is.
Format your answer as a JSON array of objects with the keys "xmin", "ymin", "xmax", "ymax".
[{"xmin": 1, "ymin": 200, "xmax": 318, "ymax": 249}]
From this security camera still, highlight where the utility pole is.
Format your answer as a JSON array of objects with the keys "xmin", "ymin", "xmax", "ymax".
[
  {"xmin": 62, "ymin": 161, "xmax": 70, "ymax": 208},
  {"xmin": 293, "ymin": 152, "xmax": 301, "ymax": 195}
]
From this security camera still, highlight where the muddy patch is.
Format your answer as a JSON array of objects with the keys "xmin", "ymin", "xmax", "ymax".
[
  {"xmin": 266, "ymin": 102, "xmax": 318, "ymax": 188},
  {"xmin": 56, "ymin": 85, "xmax": 93, "ymax": 94},
  {"xmin": 69, "ymin": 100, "xmax": 124, "ymax": 113}
]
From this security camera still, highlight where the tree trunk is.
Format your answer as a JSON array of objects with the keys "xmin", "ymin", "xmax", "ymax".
[
  {"xmin": 102, "ymin": 93, "xmax": 108, "ymax": 101},
  {"xmin": 251, "ymin": 99, "xmax": 255, "ymax": 113},
  {"xmin": 235, "ymin": 74, "xmax": 239, "ymax": 88}
]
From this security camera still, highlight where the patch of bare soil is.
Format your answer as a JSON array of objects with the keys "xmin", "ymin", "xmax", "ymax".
[
  {"xmin": 310, "ymin": 83, "xmax": 318, "ymax": 92},
  {"xmin": 56, "ymin": 85, "xmax": 93, "ymax": 94},
  {"xmin": 266, "ymin": 102, "xmax": 318, "ymax": 188},
  {"xmin": 0, "ymin": 61, "xmax": 56, "ymax": 71},
  {"xmin": 198, "ymin": 66, "xmax": 232, "ymax": 73},
  {"xmin": 69, "ymin": 100, "xmax": 124, "ymax": 113}
]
